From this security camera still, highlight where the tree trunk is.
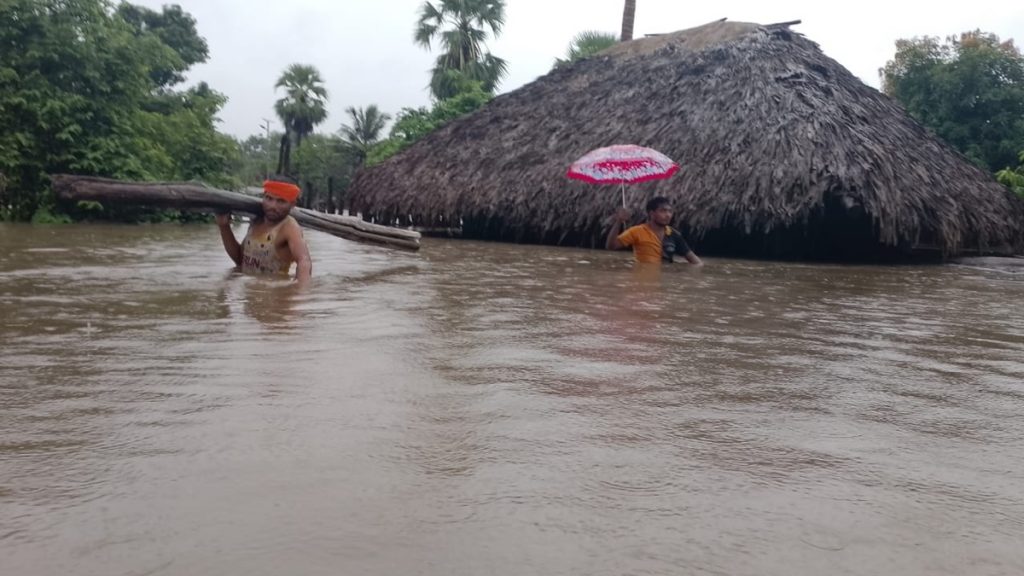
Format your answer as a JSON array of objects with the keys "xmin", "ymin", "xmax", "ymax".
[
  {"xmin": 276, "ymin": 132, "xmax": 292, "ymax": 176},
  {"xmin": 304, "ymin": 180, "xmax": 314, "ymax": 210},
  {"xmin": 0, "ymin": 171, "xmax": 7, "ymax": 216},
  {"xmin": 327, "ymin": 176, "xmax": 336, "ymax": 214},
  {"xmin": 51, "ymin": 175, "xmax": 421, "ymax": 251},
  {"xmin": 621, "ymin": 0, "xmax": 636, "ymax": 41}
]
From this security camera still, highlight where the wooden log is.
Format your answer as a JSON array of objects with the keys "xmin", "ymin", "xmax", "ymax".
[
  {"xmin": 765, "ymin": 20, "xmax": 802, "ymax": 29},
  {"xmin": 51, "ymin": 175, "xmax": 421, "ymax": 251}
]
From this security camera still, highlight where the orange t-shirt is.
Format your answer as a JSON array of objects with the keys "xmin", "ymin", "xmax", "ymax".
[{"xmin": 618, "ymin": 224, "xmax": 668, "ymax": 264}]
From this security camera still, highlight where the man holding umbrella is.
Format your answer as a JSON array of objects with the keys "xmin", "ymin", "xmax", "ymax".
[
  {"xmin": 567, "ymin": 144, "xmax": 701, "ymax": 265},
  {"xmin": 606, "ymin": 197, "xmax": 703, "ymax": 265}
]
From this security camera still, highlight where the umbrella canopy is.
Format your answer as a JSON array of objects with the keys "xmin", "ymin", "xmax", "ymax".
[
  {"xmin": 566, "ymin": 144, "xmax": 680, "ymax": 184},
  {"xmin": 567, "ymin": 144, "xmax": 680, "ymax": 206}
]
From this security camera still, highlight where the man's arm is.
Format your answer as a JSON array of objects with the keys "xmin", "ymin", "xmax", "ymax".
[
  {"xmin": 682, "ymin": 250, "xmax": 703, "ymax": 266},
  {"xmin": 605, "ymin": 207, "xmax": 632, "ymax": 250},
  {"xmin": 284, "ymin": 222, "xmax": 312, "ymax": 283},
  {"xmin": 673, "ymin": 236, "xmax": 703, "ymax": 266},
  {"xmin": 216, "ymin": 213, "xmax": 242, "ymax": 267},
  {"xmin": 606, "ymin": 222, "xmax": 625, "ymax": 250}
]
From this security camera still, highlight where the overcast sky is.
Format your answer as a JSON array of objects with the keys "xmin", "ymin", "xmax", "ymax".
[{"xmin": 133, "ymin": 0, "xmax": 1024, "ymax": 139}]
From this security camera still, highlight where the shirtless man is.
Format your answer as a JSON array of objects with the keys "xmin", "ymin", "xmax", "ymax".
[{"xmin": 216, "ymin": 176, "xmax": 312, "ymax": 282}]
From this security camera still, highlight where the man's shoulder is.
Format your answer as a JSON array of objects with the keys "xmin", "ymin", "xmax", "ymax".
[
  {"xmin": 618, "ymin": 224, "xmax": 646, "ymax": 242},
  {"xmin": 281, "ymin": 215, "xmax": 304, "ymax": 237},
  {"xmin": 666, "ymin": 228, "xmax": 691, "ymax": 251}
]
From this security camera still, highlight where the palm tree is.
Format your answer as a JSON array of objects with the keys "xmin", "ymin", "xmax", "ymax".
[
  {"xmin": 340, "ymin": 105, "xmax": 392, "ymax": 161},
  {"xmin": 554, "ymin": 31, "xmax": 618, "ymax": 68},
  {"xmin": 274, "ymin": 64, "xmax": 328, "ymax": 174},
  {"xmin": 621, "ymin": 0, "xmax": 636, "ymax": 41},
  {"xmin": 414, "ymin": 0, "xmax": 508, "ymax": 100}
]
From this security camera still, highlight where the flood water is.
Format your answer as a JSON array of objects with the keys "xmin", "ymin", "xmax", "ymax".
[{"xmin": 2, "ymin": 223, "xmax": 1023, "ymax": 576}]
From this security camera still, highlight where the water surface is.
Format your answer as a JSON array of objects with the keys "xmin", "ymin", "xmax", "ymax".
[{"xmin": 2, "ymin": 223, "xmax": 1023, "ymax": 576}]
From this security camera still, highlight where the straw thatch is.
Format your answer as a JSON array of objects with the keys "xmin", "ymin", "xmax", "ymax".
[{"xmin": 350, "ymin": 20, "xmax": 1024, "ymax": 259}]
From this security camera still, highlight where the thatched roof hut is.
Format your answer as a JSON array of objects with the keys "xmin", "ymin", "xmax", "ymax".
[{"xmin": 350, "ymin": 20, "xmax": 1023, "ymax": 259}]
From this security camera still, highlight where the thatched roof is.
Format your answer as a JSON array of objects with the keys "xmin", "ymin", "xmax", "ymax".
[{"xmin": 350, "ymin": 20, "xmax": 1024, "ymax": 258}]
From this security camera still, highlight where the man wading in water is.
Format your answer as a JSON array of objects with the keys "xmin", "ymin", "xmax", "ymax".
[
  {"xmin": 606, "ymin": 196, "xmax": 703, "ymax": 266},
  {"xmin": 216, "ymin": 176, "xmax": 313, "ymax": 283}
]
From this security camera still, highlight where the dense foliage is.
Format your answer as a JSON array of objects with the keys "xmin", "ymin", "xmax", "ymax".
[
  {"xmin": 554, "ymin": 31, "xmax": 618, "ymax": 69},
  {"xmin": 273, "ymin": 63, "xmax": 328, "ymax": 176},
  {"xmin": 996, "ymin": 152, "xmax": 1024, "ymax": 197},
  {"xmin": 0, "ymin": 0, "xmax": 239, "ymax": 221},
  {"xmin": 4, "ymin": 3, "xmax": 1018, "ymax": 226},
  {"xmin": 881, "ymin": 31, "xmax": 1024, "ymax": 173},
  {"xmin": 365, "ymin": 82, "xmax": 492, "ymax": 167},
  {"xmin": 414, "ymin": 0, "xmax": 507, "ymax": 101}
]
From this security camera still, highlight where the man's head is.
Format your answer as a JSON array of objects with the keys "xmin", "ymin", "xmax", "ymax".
[
  {"xmin": 262, "ymin": 175, "xmax": 300, "ymax": 223},
  {"xmin": 645, "ymin": 196, "xmax": 673, "ymax": 227}
]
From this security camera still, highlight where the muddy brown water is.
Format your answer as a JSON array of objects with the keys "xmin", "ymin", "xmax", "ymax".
[{"xmin": 1, "ymin": 223, "xmax": 1023, "ymax": 576}]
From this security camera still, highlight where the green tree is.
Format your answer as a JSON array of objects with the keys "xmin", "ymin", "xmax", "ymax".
[
  {"xmin": 996, "ymin": 151, "xmax": 1024, "ymax": 197},
  {"xmin": 881, "ymin": 31, "xmax": 1024, "ymax": 172},
  {"xmin": 291, "ymin": 134, "xmax": 361, "ymax": 212},
  {"xmin": 554, "ymin": 31, "xmax": 618, "ymax": 68},
  {"xmin": 414, "ymin": 0, "xmax": 507, "ymax": 100},
  {"xmin": 116, "ymin": 3, "xmax": 208, "ymax": 87},
  {"xmin": 1, "ymin": 0, "xmax": 153, "ymax": 218},
  {"xmin": 366, "ymin": 81, "xmax": 492, "ymax": 166},
  {"xmin": 133, "ymin": 83, "xmax": 240, "ymax": 189},
  {"xmin": 0, "ymin": 0, "xmax": 238, "ymax": 221},
  {"xmin": 339, "ymin": 105, "xmax": 392, "ymax": 161},
  {"xmin": 274, "ymin": 63, "xmax": 329, "ymax": 175},
  {"xmin": 235, "ymin": 132, "xmax": 281, "ymax": 186},
  {"xmin": 621, "ymin": 0, "xmax": 636, "ymax": 41}
]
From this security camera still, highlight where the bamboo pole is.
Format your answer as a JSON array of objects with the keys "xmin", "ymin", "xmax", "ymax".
[{"xmin": 51, "ymin": 175, "xmax": 421, "ymax": 251}]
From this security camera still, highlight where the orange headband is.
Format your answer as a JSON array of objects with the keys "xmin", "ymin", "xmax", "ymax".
[{"xmin": 263, "ymin": 180, "xmax": 301, "ymax": 203}]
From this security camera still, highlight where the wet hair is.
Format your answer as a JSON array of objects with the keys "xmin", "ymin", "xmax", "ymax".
[{"xmin": 646, "ymin": 196, "xmax": 671, "ymax": 212}]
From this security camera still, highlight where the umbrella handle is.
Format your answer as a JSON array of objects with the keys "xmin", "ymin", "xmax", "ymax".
[{"xmin": 621, "ymin": 182, "xmax": 626, "ymax": 208}]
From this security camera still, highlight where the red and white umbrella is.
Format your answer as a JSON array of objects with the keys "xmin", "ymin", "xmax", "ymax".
[{"xmin": 566, "ymin": 144, "xmax": 680, "ymax": 206}]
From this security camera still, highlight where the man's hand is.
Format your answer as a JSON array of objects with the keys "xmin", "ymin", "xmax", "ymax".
[
  {"xmin": 611, "ymin": 207, "xmax": 631, "ymax": 224},
  {"xmin": 606, "ymin": 207, "xmax": 631, "ymax": 250},
  {"xmin": 216, "ymin": 212, "xmax": 242, "ymax": 266}
]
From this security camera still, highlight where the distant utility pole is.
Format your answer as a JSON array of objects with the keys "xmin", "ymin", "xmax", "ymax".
[{"xmin": 260, "ymin": 118, "xmax": 272, "ymax": 179}]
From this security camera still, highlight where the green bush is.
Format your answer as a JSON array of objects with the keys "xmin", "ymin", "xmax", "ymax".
[
  {"xmin": 30, "ymin": 206, "xmax": 72, "ymax": 224},
  {"xmin": 996, "ymin": 152, "xmax": 1024, "ymax": 197},
  {"xmin": 0, "ymin": 0, "xmax": 238, "ymax": 222},
  {"xmin": 365, "ymin": 82, "xmax": 493, "ymax": 167}
]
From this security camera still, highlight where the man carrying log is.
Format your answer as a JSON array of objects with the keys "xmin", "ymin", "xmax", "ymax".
[
  {"xmin": 216, "ymin": 176, "xmax": 313, "ymax": 282},
  {"xmin": 606, "ymin": 196, "xmax": 703, "ymax": 266}
]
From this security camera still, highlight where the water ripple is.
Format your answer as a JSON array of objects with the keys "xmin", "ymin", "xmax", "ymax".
[{"xmin": 1, "ymin": 225, "xmax": 1023, "ymax": 576}]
